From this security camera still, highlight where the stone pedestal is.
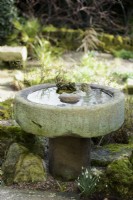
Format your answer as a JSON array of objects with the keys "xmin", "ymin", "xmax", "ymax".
[{"xmin": 49, "ymin": 136, "xmax": 91, "ymax": 180}]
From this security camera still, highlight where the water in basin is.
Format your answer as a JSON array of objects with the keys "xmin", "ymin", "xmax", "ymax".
[{"xmin": 27, "ymin": 86, "xmax": 113, "ymax": 107}]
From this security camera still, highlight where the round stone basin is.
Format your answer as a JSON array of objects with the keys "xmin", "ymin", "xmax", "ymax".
[
  {"xmin": 14, "ymin": 83, "xmax": 124, "ymax": 138},
  {"xmin": 14, "ymin": 83, "xmax": 124, "ymax": 180}
]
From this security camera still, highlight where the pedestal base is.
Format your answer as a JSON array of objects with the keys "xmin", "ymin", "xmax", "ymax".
[{"xmin": 49, "ymin": 136, "xmax": 91, "ymax": 180}]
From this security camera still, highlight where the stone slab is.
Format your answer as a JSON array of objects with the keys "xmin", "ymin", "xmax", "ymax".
[
  {"xmin": 91, "ymin": 143, "xmax": 133, "ymax": 167},
  {"xmin": 127, "ymin": 78, "xmax": 133, "ymax": 94},
  {"xmin": 0, "ymin": 187, "xmax": 79, "ymax": 200},
  {"xmin": 0, "ymin": 46, "xmax": 27, "ymax": 62}
]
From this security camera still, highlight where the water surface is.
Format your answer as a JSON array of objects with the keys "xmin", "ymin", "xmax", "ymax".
[{"xmin": 27, "ymin": 87, "xmax": 112, "ymax": 107}]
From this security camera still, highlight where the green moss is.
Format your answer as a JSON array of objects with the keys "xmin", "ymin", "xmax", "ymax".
[
  {"xmin": 42, "ymin": 25, "xmax": 83, "ymax": 50},
  {"xmin": 0, "ymin": 125, "xmax": 44, "ymax": 160},
  {"xmin": 99, "ymin": 33, "xmax": 133, "ymax": 53},
  {"xmin": 0, "ymin": 125, "xmax": 28, "ymax": 142},
  {"xmin": 106, "ymin": 157, "xmax": 133, "ymax": 199},
  {"xmin": 103, "ymin": 143, "xmax": 133, "ymax": 153},
  {"xmin": 2, "ymin": 143, "xmax": 29, "ymax": 185},
  {"xmin": 14, "ymin": 153, "xmax": 46, "ymax": 183},
  {"xmin": 0, "ymin": 98, "xmax": 13, "ymax": 120}
]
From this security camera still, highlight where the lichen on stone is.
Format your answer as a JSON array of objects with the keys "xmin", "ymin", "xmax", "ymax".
[
  {"xmin": 106, "ymin": 156, "xmax": 133, "ymax": 199},
  {"xmin": 14, "ymin": 153, "xmax": 46, "ymax": 183},
  {"xmin": 2, "ymin": 143, "xmax": 46, "ymax": 185},
  {"xmin": 2, "ymin": 143, "xmax": 29, "ymax": 185}
]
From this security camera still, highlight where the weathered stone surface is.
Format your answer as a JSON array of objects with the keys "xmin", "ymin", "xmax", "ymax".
[
  {"xmin": 2, "ymin": 143, "xmax": 29, "ymax": 185},
  {"xmin": 91, "ymin": 143, "xmax": 133, "ymax": 167},
  {"xmin": 0, "ymin": 46, "xmax": 27, "ymax": 62},
  {"xmin": 49, "ymin": 136, "xmax": 91, "ymax": 180},
  {"xmin": 59, "ymin": 93, "xmax": 80, "ymax": 103},
  {"xmin": 14, "ymin": 84, "xmax": 125, "ymax": 138},
  {"xmin": 2, "ymin": 142, "xmax": 46, "ymax": 185},
  {"xmin": 14, "ymin": 153, "xmax": 46, "ymax": 183},
  {"xmin": 0, "ymin": 188, "xmax": 79, "ymax": 200}
]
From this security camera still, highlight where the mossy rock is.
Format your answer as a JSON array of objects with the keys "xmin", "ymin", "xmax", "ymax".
[
  {"xmin": 2, "ymin": 143, "xmax": 46, "ymax": 185},
  {"xmin": 14, "ymin": 153, "xmax": 46, "ymax": 183},
  {"xmin": 91, "ymin": 143, "xmax": 133, "ymax": 167},
  {"xmin": 0, "ymin": 99, "xmax": 13, "ymax": 120},
  {"xmin": 106, "ymin": 156, "xmax": 133, "ymax": 199},
  {"xmin": 2, "ymin": 143, "xmax": 29, "ymax": 185},
  {"xmin": 0, "ymin": 125, "xmax": 45, "ymax": 160}
]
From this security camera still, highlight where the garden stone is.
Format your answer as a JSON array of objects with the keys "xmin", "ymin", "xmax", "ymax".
[
  {"xmin": 14, "ymin": 153, "xmax": 46, "ymax": 183},
  {"xmin": 59, "ymin": 93, "xmax": 80, "ymax": 103},
  {"xmin": 0, "ymin": 46, "xmax": 27, "ymax": 62},
  {"xmin": 2, "ymin": 142, "xmax": 46, "ymax": 185},
  {"xmin": 0, "ymin": 188, "xmax": 79, "ymax": 200},
  {"xmin": 0, "ymin": 124, "xmax": 45, "ymax": 160},
  {"xmin": 126, "ymin": 78, "xmax": 133, "ymax": 94},
  {"xmin": 106, "ymin": 156, "xmax": 133, "ymax": 199},
  {"xmin": 2, "ymin": 143, "xmax": 29, "ymax": 185},
  {"xmin": 91, "ymin": 143, "xmax": 133, "ymax": 167}
]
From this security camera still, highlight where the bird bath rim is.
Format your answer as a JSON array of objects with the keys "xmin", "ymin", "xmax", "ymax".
[{"xmin": 15, "ymin": 83, "xmax": 123, "ymax": 110}]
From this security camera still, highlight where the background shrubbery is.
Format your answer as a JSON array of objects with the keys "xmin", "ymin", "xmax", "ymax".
[
  {"xmin": 0, "ymin": 0, "xmax": 17, "ymax": 45},
  {"xmin": 16, "ymin": 0, "xmax": 133, "ymax": 34}
]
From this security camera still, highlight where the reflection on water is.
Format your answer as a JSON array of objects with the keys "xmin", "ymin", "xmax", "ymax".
[{"xmin": 27, "ymin": 87, "xmax": 112, "ymax": 107}]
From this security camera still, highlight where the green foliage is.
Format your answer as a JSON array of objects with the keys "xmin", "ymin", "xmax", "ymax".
[
  {"xmin": 56, "ymin": 181, "xmax": 67, "ymax": 192},
  {"xmin": 65, "ymin": 52, "xmax": 114, "ymax": 84},
  {"xmin": 77, "ymin": 28, "xmax": 100, "ymax": 52},
  {"xmin": 76, "ymin": 167, "xmax": 101, "ymax": 198},
  {"xmin": 24, "ymin": 38, "xmax": 63, "ymax": 85},
  {"xmin": 16, "ymin": 0, "xmax": 129, "ymax": 34},
  {"xmin": 0, "ymin": 99, "xmax": 13, "ymax": 120},
  {"xmin": 99, "ymin": 34, "xmax": 133, "ymax": 52},
  {"xmin": 42, "ymin": 25, "xmax": 83, "ymax": 51},
  {"xmin": 0, "ymin": 0, "xmax": 18, "ymax": 45},
  {"xmin": 112, "ymin": 49, "xmax": 133, "ymax": 59},
  {"xmin": 9, "ymin": 18, "xmax": 41, "ymax": 56}
]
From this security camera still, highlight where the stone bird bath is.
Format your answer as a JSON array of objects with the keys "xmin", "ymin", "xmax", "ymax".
[{"xmin": 14, "ymin": 83, "xmax": 124, "ymax": 180}]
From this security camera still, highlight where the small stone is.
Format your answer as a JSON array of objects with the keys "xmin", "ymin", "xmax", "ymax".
[{"xmin": 59, "ymin": 93, "xmax": 80, "ymax": 104}]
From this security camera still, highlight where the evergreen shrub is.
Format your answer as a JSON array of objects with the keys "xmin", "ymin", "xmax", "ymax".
[{"xmin": 0, "ymin": 0, "xmax": 17, "ymax": 45}]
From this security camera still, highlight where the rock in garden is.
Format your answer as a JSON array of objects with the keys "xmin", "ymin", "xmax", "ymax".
[
  {"xmin": 59, "ymin": 93, "xmax": 80, "ymax": 103},
  {"xmin": 2, "ymin": 142, "xmax": 46, "ymax": 185},
  {"xmin": 91, "ymin": 143, "xmax": 133, "ymax": 167},
  {"xmin": 14, "ymin": 153, "xmax": 46, "ymax": 183},
  {"xmin": 106, "ymin": 156, "xmax": 133, "ymax": 199},
  {"xmin": 2, "ymin": 143, "xmax": 29, "ymax": 185}
]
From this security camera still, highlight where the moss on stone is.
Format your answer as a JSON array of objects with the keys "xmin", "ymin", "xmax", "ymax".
[
  {"xmin": 2, "ymin": 143, "xmax": 29, "ymax": 185},
  {"xmin": 103, "ymin": 143, "xmax": 133, "ymax": 152},
  {"xmin": 0, "ymin": 98, "xmax": 13, "ymax": 120},
  {"xmin": 91, "ymin": 143, "xmax": 133, "ymax": 167},
  {"xmin": 0, "ymin": 125, "xmax": 45, "ymax": 161},
  {"xmin": 2, "ymin": 143, "xmax": 46, "ymax": 185},
  {"xmin": 106, "ymin": 157, "xmax": 133, "ymax": 199},
  {"xmin": 14, "ymin": 153, "xmax": 46, "ymax": 183}
]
